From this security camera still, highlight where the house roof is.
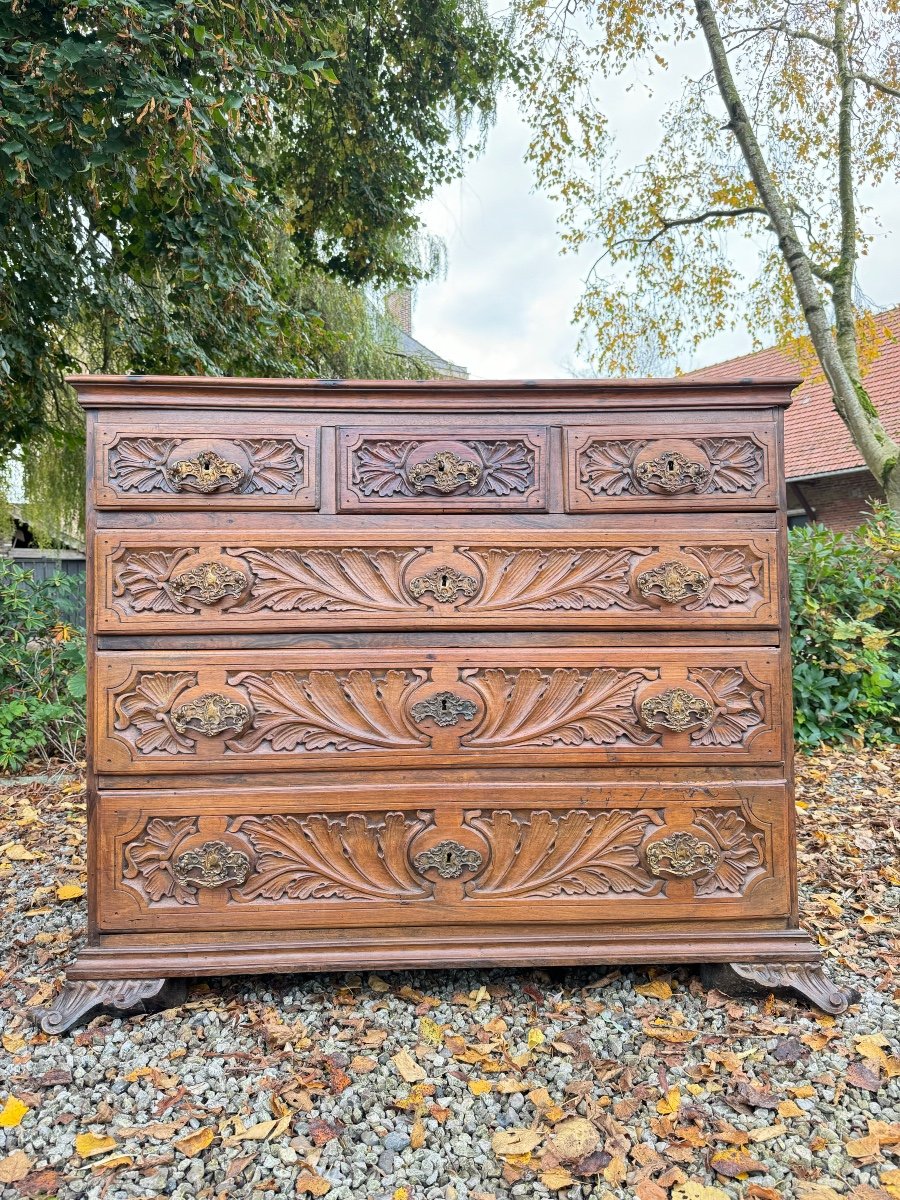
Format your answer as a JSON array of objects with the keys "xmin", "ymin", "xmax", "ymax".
[{"xmin": 683, "ymin": 306, "xmax": 900, "ymax": 480}]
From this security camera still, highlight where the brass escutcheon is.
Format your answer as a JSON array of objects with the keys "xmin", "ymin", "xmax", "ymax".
[
  {"xmin": 171, "ymin": 692, "xmax": 251, "ymax": 737},
  {"xmin": 408, "ymin": 450, "xmax": 482, "ymax": 494},
  {"xmin": 172, "ymin": 840, "xmax": 251, "ymax": 889},
  {"xmin": 635, "ymin": 450, "xmax": 710, "ymax": 493},
  {"xmin": 408, "ymin": 565, "xmax": 479, "ymax": 604},
  {"xmin": 414, "ymin": 840, "xmax": 484, "ymax": 879},
  {"xmin": 640, "ymin": 687, "xmax": 713, "ymax": 733},
  {"xmin": 636, "ymin": 559, "xmax": 710, "ymax": 604},
  {"xmin": 165, "ymin": 450, "xmax": 245, "ymax": 493},
  {"xmin": 411, "ymin": 691, "xmax": 477, "ymax": 727},
  {"xmin": 169, "ymin": 560, "xmax": 249, "ymax": 604},
  {"xmin": 646, "ymin": 832, "xmax": 719, "ymax": 878}
]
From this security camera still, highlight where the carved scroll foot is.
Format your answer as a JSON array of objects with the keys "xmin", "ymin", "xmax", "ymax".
[
  {"xmin": 701, "ymin": 962, "xmax": 859, "ymax": 1015},
  {"xmin": 38, "ymin": 978, "xmax": 188, "ymax": 1035}
]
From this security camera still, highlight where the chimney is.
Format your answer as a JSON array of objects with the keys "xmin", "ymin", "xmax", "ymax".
[{"xmin": 385, "ymin": 288, "xmax": 413, "ymax": 335}]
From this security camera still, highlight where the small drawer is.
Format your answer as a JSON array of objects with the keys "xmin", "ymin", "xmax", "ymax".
[
  {"xmin": 93, "ymin": 420, "xmax": 318, "ymax": 509},
  {"xmin": 94, "ymin": 782, "xmax": 790, "ymax": 932},
  {"xmin": 95, "ymin": 528, "xmax": 781, "ymax": 632},
  {"xmin": 95, "ymin": 645, "xmax": 785, "ymax": 775},
  {"xmin": 337, "ymin": 427, "xmax": 549, "ymax": 511},
  {"xmin": 565, "ymin": 423, "xmax": 780, "ymax": 511}
]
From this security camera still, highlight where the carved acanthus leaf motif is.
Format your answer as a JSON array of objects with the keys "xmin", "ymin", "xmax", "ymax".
[
  {"xmin": 687, "ymin": 667, "xmax": 765, "ymax": 746},
  {"xmin": 698, "ymin": 437, "xmax": 764, "ymax": 493},
  {"xmin": 465, "ymin": 547, "xmax": 649, "ymax": 612},
  {"xmin": 692, "ymin": 809, "xmax": 766, "ymax": 896},
  {"xmin": 228, "ymin": 670, "xmax": 430, "ymax": 753},
  {"xmin": 112, "ymin": 548, "xmax": 198, "ymax": 613},
  {"xmin": 235, "ymin": 812, "xmax": 433, "ymax": 900},
  {"xmin": 578, "ymin": 440, "xmax": 645, "ymax": 497},
  {"xmin": 688, "ymin": 547, "xmax": 761, "ymax": 610},
  {"xmin": 113, "ymin": 672, "xmax": 197, "ymax": 754},
  {"xmin": 235, "ymin": 548, "xmax": 419, "ymax": 613},
  {"xmin": 466, "ymin": 809, "xmax": 660, "ymax": 898},
  {"xmin": 351, "ymin": 439, "xmax": 536, "ymax": 499},
  {"xmin": 462, "ymin": 668, "xmax": 658, "ymax": 749},
  {"xmin": 123, "ymin": 817, "xmax": 201, "ymax": 904},
  {"xmin": 108, "ymin": 438, "xmax": 178, "ymax": 492},
  {"xmin": 234, "ymin": 438, "xmax": 305, "ymax": 494}
]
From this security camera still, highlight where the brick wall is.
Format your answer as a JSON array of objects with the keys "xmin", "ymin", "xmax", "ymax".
[{"xmin": 787, "ymin": 471, "xmax": 884, "ymax": 532}]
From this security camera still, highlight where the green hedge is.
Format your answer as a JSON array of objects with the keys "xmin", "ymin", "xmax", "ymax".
[
  {"xmin": 0, "ymin": 562, "xmax": 86, "ymax": 771},
  {"xmin": 789, "ymin": 504, "xmax": 900, "ymax": 748}
]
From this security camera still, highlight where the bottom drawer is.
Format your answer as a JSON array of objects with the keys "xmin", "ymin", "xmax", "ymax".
[{"xmin": 95, "ymin": 781, "xmax": 792, "ymax": 933}]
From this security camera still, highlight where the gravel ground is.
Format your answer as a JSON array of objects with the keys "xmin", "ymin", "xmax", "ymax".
[{"xmin": 0, "ymin": 748, "xmax": 898, "ymax": 1200}]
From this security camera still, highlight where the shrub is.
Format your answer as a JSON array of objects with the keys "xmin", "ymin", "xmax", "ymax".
[
  {"xmin": 0, "ymin": 562, "xmax": 86, "ymax": 771},
  {"xmin": 788, "ymin": 504, "xmax": 900, "ymax": 748}
]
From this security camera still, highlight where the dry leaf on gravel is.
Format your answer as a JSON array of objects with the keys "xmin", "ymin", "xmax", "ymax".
[
  {"xmin": 0, "ymin": 1150, "xmax": 32, "ymax": 1183},
  {"xmin": 635, "ymin": 979, "xmax": 673, "ymax": 1000},
  {"xmin": 0, "ymin": 1096, "xmax": 29, "ymax": 1127},
  {"xmin": 74, "ymin": 1133, "xmax": 118, "ymax": 1158},
  {"xmin": 390, "ymin": 1048, "xmax": 426, "ymax": 1083},
  {"xmin": 296, "ymin": 1170, "xmax": 331, "ymax": 1196},
  {"xmin": 672, "ymin": 1183, "xmax": 731, "ymax": 1200},
  {"xmin": 90, "ymin": 1153, "xmax": 134, "ymax": 1173},
  {"xmin": 540, "ymin": 1166, "xmax": 576, "ymax": 1190},
  {"xmin": 492, "ymin": 1129, "xmax": 543, "ymax": 1157},
  {"xmin": 174, "ymin": 1127, "xmax": 215, "ymax": 1156},
  {"xmin": 710, "ymin": 1149, "xmax": 767, "ymax": 1177}
]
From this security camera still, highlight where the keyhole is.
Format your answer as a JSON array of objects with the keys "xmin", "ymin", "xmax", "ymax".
[
  {"xmin": 441, "ymin": 573, "xmax": 450, "ymax": 589},
  {"xmin": 666, "ymin": 458, "xmax": 676, "ymax": 474},
  {"xmin": 442, "ymin": 849, "xmax": 454, "ymax": 867},
  {"xmin": 440, "ymin": 696, "xmax": 450, "ymax": 713}
]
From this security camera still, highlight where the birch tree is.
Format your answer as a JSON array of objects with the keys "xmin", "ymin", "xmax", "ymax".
[{"xmin": 517, "ymin": 0, "xmax": 900, "ymax": 510}]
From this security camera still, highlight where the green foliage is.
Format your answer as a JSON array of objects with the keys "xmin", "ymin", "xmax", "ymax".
[
  {"xmin": 0, "ymin": 563, "xmax": 86, "ymax": 771},
  {"xmin": 789, "ymin": 505, "xmax": 900, "ymax": 749}
]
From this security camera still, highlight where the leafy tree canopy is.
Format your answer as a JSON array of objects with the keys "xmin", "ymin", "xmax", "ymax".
[
  {"xmin": 0, "ymin": 0, "xmax": 512, "ymax": 452},
  {"xmin": 517, "ymin": 0, "xmax": 900, "ymax": 508}
]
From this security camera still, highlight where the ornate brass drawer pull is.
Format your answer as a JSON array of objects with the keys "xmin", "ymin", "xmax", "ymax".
[
  {"xmin": 635, "ymin": 450, "xmax": 710, "ymax": 493},
  {"xmin": 165, "ymin": 450, "xmax": 245, "ymax": 493},
  {"xmin": 172, "ymin": 840, "xmax": 251, "ymax": 889},
  {"xmin": 169, "ymin": 560, "xmax": 249, "ymax": 604},
  {"xmin": 171, "ymin": 693, "xmax": 251, "ymax": 737},
  {"xmin": 636, "ymin": 559, "xmax": 710, "ymax": 604},
  {"xmin": 408, "ymin": 565, "xmax": 479, "ymax": 604},
  {"xmin": 414, "ymin": 840, "xmax": 484, "ymax": 879},
  {"xmin": 408, "ymin": 450, "xmax": 482, "ymax": 494},
  {"xmin": 640, "ymin": 687, "xmax": 713, "ymax": 732},
  {"xmin": 646, "ymin": 832, "xmax": 719, "ymax": 878},
  {"xmin": 411, "ymin": 691, "xmax": 477, "ymax": 727}
]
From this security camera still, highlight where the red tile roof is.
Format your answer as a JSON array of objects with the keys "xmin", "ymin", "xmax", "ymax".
[{"xmin": 683, "ymin": 307, "xmax": 900, "ymax": 480}]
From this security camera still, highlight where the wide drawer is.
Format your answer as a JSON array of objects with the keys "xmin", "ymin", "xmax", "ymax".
[
  {"xmin": 94, "ymin": 782, "xmax": 791, "ymax": 932},
  {"xmin": 565, "ymin": 422, "xmax": 780, "ymax": 511},
  {"xmin": 93, "ymin": 420, "xmax": 318, "ymax": 509},
  {"xmin": 337, "ymin": 426, "xmax": 549, "ymax": 511},
  {"xmin": 94, "ymin": 528, "xmax": 781, "ymax": 632},
  {"xmin": 96, "ymin": 646, "xmax": 785, "ymax": 773}
]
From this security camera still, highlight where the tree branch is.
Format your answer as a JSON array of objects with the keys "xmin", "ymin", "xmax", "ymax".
[
  {"xmin": 606, "ymin": 206, "xmax": 768, "ymax": 255},
  {"xmin": 854, "ymin": 70, "xmax": 900, "ymax": 100}
]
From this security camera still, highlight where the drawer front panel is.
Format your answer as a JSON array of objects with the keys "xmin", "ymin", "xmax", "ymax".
[
  {"xmin": 96, "ymin": 647, "xmax": 784, "ymax": 774},
  {"xmin": 95, "ymin": 783, "xmax": 790, "ymax": 932},
  {"xmin": 565, "ymin": 424, "xmax": 780, "ymax": 511},
  {"xmin": 338, "ymin": 427, "xmax": 549, "ymax": 511},
  {"xmin": 95, "ymin": 529, "xmax": 780, "ymax": 632},
  {"xmin": 94, "ymin": 422, "xmax": 318, "ymax": 509}
]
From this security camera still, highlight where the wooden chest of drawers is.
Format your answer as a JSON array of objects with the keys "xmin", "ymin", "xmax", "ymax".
[{"xmin": 43, "ymin": 376, "xmax": 855, "ymax": 1031}]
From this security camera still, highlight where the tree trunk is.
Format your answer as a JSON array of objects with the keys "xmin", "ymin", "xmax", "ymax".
[{"xmin": 693, "ymin": 0, "xmax": 900, "ymax": 514}]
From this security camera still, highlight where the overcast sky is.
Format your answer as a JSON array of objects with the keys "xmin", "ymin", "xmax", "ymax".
[{"xmin": 413, "ymin": 62, "xmax": 900, "ymax": 380}]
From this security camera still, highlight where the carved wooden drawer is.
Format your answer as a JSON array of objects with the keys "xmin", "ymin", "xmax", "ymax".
[
  {"xmin": 93, "ymin": 421, "xmax": 318, "ymax": 509},
  {"xmin": 337, "ymin": 427, "xmax": 549, "ymax": 511},
  {"xmin": 95, "ymin": 646, "xmax": 783, "ymax": 774},
  {"xmin": 94, "ymin": 783, "xmax": 790, "ymax": 932},
  {"xmin": 565, "ymin": 423, "xmax": 780, "ymax": 511},
  {"xmin": 94, "ymin": 528, "xmax": 780, "ymax": 632}
]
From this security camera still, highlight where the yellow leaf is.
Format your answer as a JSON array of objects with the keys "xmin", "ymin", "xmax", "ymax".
[
  {"xmin": 492, "ymin": 1128, "xmax": 542, "ymax": 1157},
  {"xmin": 857, "ymin": 1033, "xmax": 890, "ymax": 1068},
  {"xmin": 419, "ymin": 1017, "xmax": 443, "ymax": 1045},
  {"xmin": 788, "ymin": 1084, "xmax": 815, "ymax": 1098},
  {"xmin": 527, "ymin": 1028, "xmax": 545, "ymax": 1048},
  {"xmin": 75, "ymin": 1133, "xmax": 118, "ymax": 1158},
  {"xmin": 56, "ymin": 884, "xmax": 84, "ymax": 901},
  {"xmin": 3, "ymin": 845, "xmax": 37, "ymax": 862},
  {"xmin": 642, "ymin": 1019, "xmax": 696, "ymax": 1044},
  {"xmin": 368, "ymin": 975, "xmax": 390, "ymax": 993},
  {"xmin": 394, "ymin": 1190, "xmax": 410, "ymax": 1200},
  {"xmin": 2, "ymin": 1032, "xmax": 26, "ymax": 1053},
  {"xmin": 846, "ymin": 1134, "xmax": 881, "ymax": 1159},
  {"xmin": 410, "ymin": 1118, "xmax": 425, "ymax": 1149},
  {"xmin": 540, "ymin": 1167, "xmax": 576, "ymax": 1190},
  {"xmin": 880, "ymin": 1169, "xmax": 900, "ymax": 1199},
  {"xmin": 636, "ymin": 979, "xmax": 673, "ymax": 1000},
  {"xmin": 469, "ymin": 1079, "xmax": 492, "ymax": 1096},
  {"xmin": 748, "ymin": 1124, "xmax": 787, "ymax": 1142},
  {"xmin": 549, "ymin": 1117, "xmax": 599, "ymax": 1162},
  {"xmin": 672, "ymin": 1185, "xmax": 731, "ymax": 1200},
  {"xmin": 656, "ymin": 1086, "xmax": 681, "ymax": 1115},
  {"xmin": 391, "ymin": 1048, "xmax": 426, "ymax": 1083},
  {"xmin": 297, "ymin": 1171, "xmax": 331, "ymax": 1196},
  {"xmin": 777, "ymin": 1100, "xmax": 804, "ymax": 1119},
  {"xmin": 602, "ymin": 1154, "xmax": 627, "ymax": 1185},
  {"xmin": 91, "ymin": 1153, "xmax": 134, "ymax": 1172},
  {"xmin": 174, "ymin": 1127, "xmax": 215, "ymax": 1156},
  {"xmin": 0, "ymin": 1097, "xmax": 29, "ymax": 1128}
]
